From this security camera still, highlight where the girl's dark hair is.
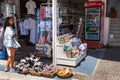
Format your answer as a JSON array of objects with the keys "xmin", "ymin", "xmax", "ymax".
[
  {"xmin": 0, "ymin": 13, "xmax": 3, "ymax": 18},
  {"xmin": 4, "ymin": 17, "xmax": 15, "ymax": 32}
]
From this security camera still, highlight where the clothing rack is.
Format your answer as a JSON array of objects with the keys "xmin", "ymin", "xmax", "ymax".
[
  {"xmin": 19, "ymin": 14, "xmax": 37, "ymax": 45},
  {"xmin": 35, "ymin": 2, "xmax": 53, "ymax": 57},
  {"xmin": 40, "ymin": 3, "xmax": 52, "ymax": 7},
  {"xmin": 20, "ymin": 14, "xmax": 37, "ymax": 22},
  {"xmin": 39, "ymin": 2, "xmax": 53, "ymax": 43}
]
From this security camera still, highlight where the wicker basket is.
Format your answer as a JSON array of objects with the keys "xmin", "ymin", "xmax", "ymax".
[
  {"xmin": 57, "ymin": 68, "xmax": 73, "ymax": 79},
  {"xmin": 42, "ymin": 71, "xmax": 56, "ymax": 78},
  {"xmin": 29, "ymin": 70, "xmax": 42, "ymax": 76},
  {"xmin": 34, "ymin": 52, "xmax": 44, "ymax": 56},
  {"xmin": 19, "ymin": 70, "xmax": 30, "ymax": 74}
]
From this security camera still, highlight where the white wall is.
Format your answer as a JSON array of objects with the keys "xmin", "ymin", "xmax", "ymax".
[
  {"xmin": 101, "ymin": 0, "xmax": 110, "ymax": 45},
  {"xmin": 103, "ymin": 17, "xmax": 109, "ymax": 45}
]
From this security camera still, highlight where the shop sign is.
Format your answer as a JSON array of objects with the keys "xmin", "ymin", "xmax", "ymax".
[{"xmin": 85, "ymin": 1, "xmax": 103, "ymax": 7}]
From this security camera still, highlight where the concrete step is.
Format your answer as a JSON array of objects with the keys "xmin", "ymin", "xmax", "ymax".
[
  {"xmin": 108, "ymin": 38, "xmax": 120, "ymax": 46},
  {"xmin": 109, "ymin": 30, "xmax": 120, "ymax": 34},
  {"xmin": 109, "ymin": 28, "xmax": 120, "ymax": 32},
  {"xmin": 109, "ymin": 18, "xmax": 120, "ymax": 46},
  {"xmin": 110, "ymin": 18, "xmax": 120, "ymax": 22},
  {"xmin": 110, "ymin": 23, "xmax": 120, "ymax": 27},
  {"xmin": 108, "ymin": 38, "xmax": 120, "ymax": 42},
  {"xmin": 109, "ymin": 26, "xmax": 120, "ymax": 31},
  {"xmin": 110, "ymin": 18, "xmax": 120, "ymax": 25},
  {"xmin": 108, "ymin": 42, "xmax": 120, "ymax": 46},
  {"xmin": 108, "ymin": 34, "xmax": 120, "ymax": 38},
  {"xmin": 110, "ymin": 21, "xmax": 120, "ymax": 24}
]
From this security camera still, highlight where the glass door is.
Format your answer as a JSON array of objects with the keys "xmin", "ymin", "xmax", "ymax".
[{"xmin": 85, "ymin": 7, "xmax": 101, "ymax": 40}]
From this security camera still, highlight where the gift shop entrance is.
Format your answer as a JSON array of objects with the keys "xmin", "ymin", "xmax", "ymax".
[{"xmin": 15, "ymin": 0, "xmax": 88, "ymax": 79}]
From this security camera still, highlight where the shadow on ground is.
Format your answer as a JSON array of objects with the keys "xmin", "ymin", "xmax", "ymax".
[{"xmin": 87, "ymin": 46, "xmax": 120, "ymax": 62}]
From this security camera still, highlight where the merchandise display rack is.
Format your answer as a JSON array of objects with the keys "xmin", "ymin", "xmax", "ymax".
[
  {"xmin": 36, "ymin": 0, "xmax": 87, "ymax": 67},
  {"xmin": 56, "ymin": 44, "xmax": 86, "ymax": 66},
  {"xmin": 54, "ymin": 1, "xmax": 87, "ymax": 66}
]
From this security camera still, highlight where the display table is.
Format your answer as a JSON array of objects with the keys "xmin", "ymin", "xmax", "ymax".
[{"xmin": 56, "ymin": 44, "xmax": 86, "ymax": 67}]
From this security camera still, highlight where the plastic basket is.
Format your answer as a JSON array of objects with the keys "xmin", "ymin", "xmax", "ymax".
[{"xmin": 0, "ymin": 50, "xmax": 5, "ymax": 59}]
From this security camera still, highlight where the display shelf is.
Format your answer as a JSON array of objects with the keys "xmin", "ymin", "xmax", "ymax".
[
  {"xmin": 86, "ymin": 32, "xmax": 99, "ymax": 34},
  {"xmin": 86, "ymin": 13, "xmax": 100, "ymax": 15},
  {"xmin": 60, "ymin": 13, "xmax": 81, "ymax": 16},
  {"xmin": 84, "ymin": 6, "xmax": 101, "ymax": 41},
  {"xmin": 56, "ymin": 44, "xmax": 86, "ymax": 67}
]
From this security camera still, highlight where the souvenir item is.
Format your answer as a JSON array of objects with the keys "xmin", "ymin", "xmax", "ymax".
[
  {"xmin": 45, "ymin": 6, "xmax": 52, "ymax": 18},
  {"xmin": 25, "ymin": 0, "xmax": 36, "ymax": 15},
  {"xmin": 42, "ymin": 64, "xmax": 57, "ymax": 78},
  {"xmin": 64, "ymin": 42, "xmax": 72, "ymax": 54},
  {"xmin": 40, "ymin": 6, "xmax": 45, "ymax": 20},
  {"xmin": 44, "ymin": 43, "xmax": 52, "ymax": 57},
  {"xmin": 57, "ymin": 67, "xmax": 73, "ymax": 79}
]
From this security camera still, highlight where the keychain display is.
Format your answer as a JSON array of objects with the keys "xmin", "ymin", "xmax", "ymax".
[
  {"xmin": 36, "ymin": 3, "xmax": 52, "ymax": 58},
  {"xmin": 45, "ymin": 6, "xmax": 52, "ymax": 18}
]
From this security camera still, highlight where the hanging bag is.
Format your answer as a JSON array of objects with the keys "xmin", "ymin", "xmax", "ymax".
[{"xmin": 12, "ymin": 38, "xmax": 21, "ymax": 48}]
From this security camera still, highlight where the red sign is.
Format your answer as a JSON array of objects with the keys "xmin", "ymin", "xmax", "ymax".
[{"xmin": 85, "ymin": 1, "xmax": 104, "ymax": 7}]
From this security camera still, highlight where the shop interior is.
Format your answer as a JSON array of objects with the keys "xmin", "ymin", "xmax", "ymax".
[
  {"xmin": 0, "ymin": 0, "xmax": 89, "ymax": 79},
  {"xmin": 18, "ymin": 0, "xmax": 88, "ymax": 64},
  {"xmin": 20, "ymin": 0, "xmax": 47, "ymax": 18}
]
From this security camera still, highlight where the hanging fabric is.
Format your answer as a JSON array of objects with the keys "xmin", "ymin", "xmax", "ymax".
[
  {"xmin": 19, "ymin": 16, "xmax": 37, "ymax": 44},
  {"xmin": 45, "ymin": 6, "xmax": 52, "ymax": 18},
  {"xmin": 19, "ymin": 22, "xmax": 29, "ymax": 35},
  {"xmin": 40, "ymin": 6, "xmax": 45, "ymax": 20}
]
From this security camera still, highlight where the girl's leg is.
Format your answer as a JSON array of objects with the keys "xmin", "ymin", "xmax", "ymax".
[
  {"xmin": 5, "ymin": 47, "xmax": 12, "ymax": 71},
  {"xmin": 5, "ymin": 57, "xmax": 11, "ymax": 72},
  {"xmin": 10, "ymin": 47, "xmax": 16, "ymax": 69}
]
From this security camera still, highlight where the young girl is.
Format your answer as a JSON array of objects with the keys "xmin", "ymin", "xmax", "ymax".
[{"xmin": 3, "ymin": 17, "xmax": 20, "ymax": 72}]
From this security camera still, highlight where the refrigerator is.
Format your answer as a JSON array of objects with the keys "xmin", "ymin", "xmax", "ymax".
[{"xmin": 84, "ymin": 1, "xmax": 104, "ymax": 48}]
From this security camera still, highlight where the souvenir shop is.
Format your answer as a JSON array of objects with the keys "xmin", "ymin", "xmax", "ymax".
[{"xmin": 0, "ymin": 0, "xmax": 93, "ymax": 79}]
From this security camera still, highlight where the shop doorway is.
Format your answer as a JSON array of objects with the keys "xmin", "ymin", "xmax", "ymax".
[{"xmin": 18, "ymin": 0, "xmax": 88, "ymax": 64}]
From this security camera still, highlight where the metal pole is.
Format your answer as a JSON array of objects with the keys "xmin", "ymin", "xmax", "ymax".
[
  {"xmin": 47, "ymin": 0, "xmax": 50, "ymax": 3},
  {"xmin": 52, "ymin": 0, "xmax": 57, "ymax": 66}
]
